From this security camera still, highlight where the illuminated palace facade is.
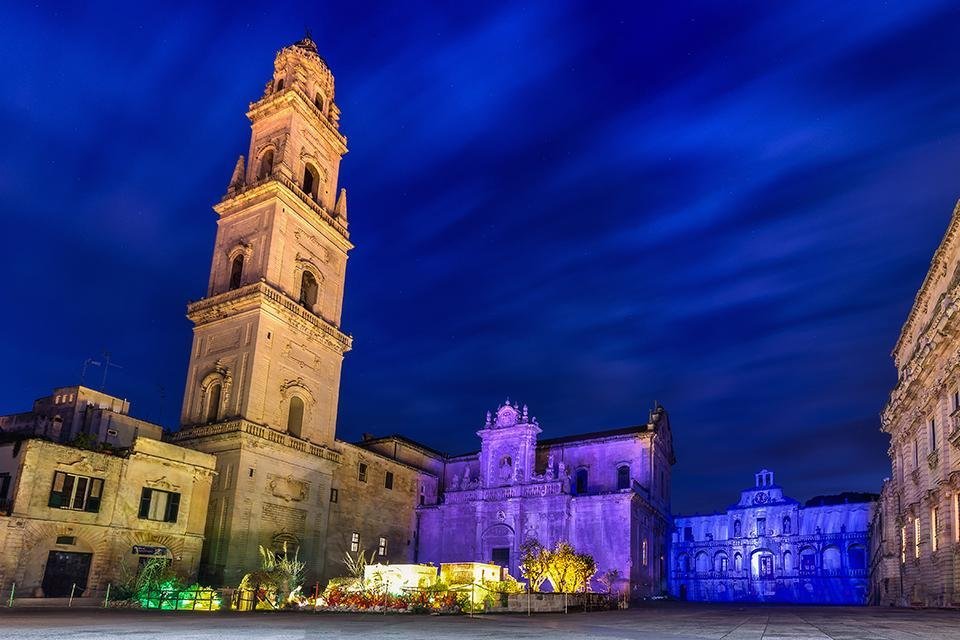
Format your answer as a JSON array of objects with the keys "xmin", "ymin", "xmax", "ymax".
[
  {"xmin": 671, "ymin": 470, "xmax": 875, "ymax": 604},
  {"xmin": 874, "ymin": 200, "xmax": 960, "ymax": 608}
]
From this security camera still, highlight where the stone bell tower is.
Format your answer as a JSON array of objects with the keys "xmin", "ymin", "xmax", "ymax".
[{"xmin": 173, "ymin": 35, "xmax": 351, "ymax": 586}]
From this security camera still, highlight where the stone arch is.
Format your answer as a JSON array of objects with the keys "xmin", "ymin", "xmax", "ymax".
[
  {"xmin": 733, "ymin": 552, "xmax": 743, "ymax": 571},
  {"xmin": 19, "ymin": 522, "xmax": 110, "ymax": 597},
  {"xmin": 256, "ymin": 146, "xmax": 276, "ymax": 180},
  {"xmin": 782, "ymin": 549, "xmax": 793, "ymax": 573},
  {"xmin": 822, "ymin": 544, "xmax": 842, "ymax": 571},
  {"xmin": 713, "ymin": 550, "xmax": 728, "ymax": 572},
  {"xmin": 616, "ymin": 464, "xmax": 630, "ymax": 490},
  {"xmin": 295, "ymin": 260, "xmax": 323, "ymax": 312},
  {"xmin": 302, "ymin": 161, "xmax": 321, "ymax": 201},
  {"xmin": 695, "ymin": 550, "xmax": 710, "ymax": 573},
  {"xmin": 749, "ymin": 547, "xmax": 775, "ymax": 579},
  {"xmin": 481, "ymin": 523, "xmax": 514, "ymax": 574},
  {"xmin": 278, "ymin": 379, "xmax": 315, "ymax": 438},
  {"xmin": 197, "ymin": 368, "xmax": 230, "ymax": 424},
  {"xmin": 799, "ymin": 544, "xmax": 817, "ymax": 572},
  {"xmin": 847, "ymin": 543, "xmax": 867, "ymax": 570},
  {"xmin": 678, "ymin": 552, "xmax": 691, "ymax": 573}
]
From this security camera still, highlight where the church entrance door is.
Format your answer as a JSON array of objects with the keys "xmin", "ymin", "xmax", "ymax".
[{"xmin": 491, "ymin": 547, "xmax": 510, "ymax": 569}]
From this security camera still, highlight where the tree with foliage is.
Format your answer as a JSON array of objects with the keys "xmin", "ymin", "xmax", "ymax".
[
  {"xmin": 596, "ymin": 568, "xmax": 621, "ymax": 595},
  {"xmin": 543, "ymin": 541, "xmax": 596, "ymax": 593},
  {"xmin": 519, "ymin": 539, "xmax": 550, "ymax": 592}
]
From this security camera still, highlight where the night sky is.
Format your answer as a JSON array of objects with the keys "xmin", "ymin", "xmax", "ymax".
[{"xmin": 2, "ymin": 2, "xmax": 960, "ymax": 514}]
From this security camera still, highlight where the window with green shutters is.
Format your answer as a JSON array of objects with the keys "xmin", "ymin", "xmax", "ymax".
[
  {"xmin": 48, "ymin": 471, "xmax": 103, "ymax": 513},
  {"xmin": 138, "ymin": 488, "xmax": 180, "ymax": 523}
]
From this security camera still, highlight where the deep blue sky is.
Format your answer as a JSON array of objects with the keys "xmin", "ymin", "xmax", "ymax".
[{"xmin": 2, "ymin": 2, "xmax": 959, "ymax": 513}]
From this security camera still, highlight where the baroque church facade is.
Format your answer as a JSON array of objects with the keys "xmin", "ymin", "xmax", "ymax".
[
  {"xmin": 873, "ymin": 199, "xmax": 960, "ymax": 608},
  {"xmin": 671, "ymin": 470, "xmax": 875, "ymax": 604}
]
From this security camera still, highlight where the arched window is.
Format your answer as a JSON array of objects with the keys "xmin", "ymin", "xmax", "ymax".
[
  {"xmin": 287, "ymin": 396, "xmax": 304, "ymax": 438},
  {"xmin": 617, "ymin": 465, "xmax": 630, "ymax": 490},
  {"xmin": 275, "ymin": 79, "xmax": 284, "ymax": 92},
  {"xmin": 822, "ymin": 545, "xmax": 842, "ymax": 571},
  {"xmin": 314, "ymin": 93, "xmax": 325, "ymax": 112},
  {"xmin": 715, "ymin": 553, "xmax": 728, "ymax": 573},
  {"xmin": 782, "ymin": 515, "xmax": 791, "ymax": 535},
  {"xmin": 257, "ymin": 149, "xmax": 274, "ymax": 180},
  {"xmin": 302, "ymin": 164, "xmax": 320, "ymax": 201},
  {"xmin": 299, "ymin": 271, "xmax": 319, "ymax": 309},
  {"xmin": 848, "ymin": 544, "xmax": 867, "ymax": 570},
  {"xmin": 733, "ymin": 520, "xmax": 741, "ymax": 537},
  {"xmin": 575, "ymin": 468, "xmax": 588, "ymax": 495},
  {"xmin": 783, "ymin": 550, "xmax": 793, "ymax": 573},
  {"xmin": 229, "ymin": 255, "xmax": 244, "ymax": 290},
  {"xmin": 205, "ymin": 382, "xmax": 222, "ymax": 423},
  {"xmin": 734, "ymin": 552, "xmax": 742, "ymax": 571},
  {"xmin": 695, "ymin": 552, "xmax": 710, "ymax": 573}
]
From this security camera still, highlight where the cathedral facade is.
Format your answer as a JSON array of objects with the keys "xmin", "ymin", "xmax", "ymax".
[
  {"xmin": 874, "ymin": 200, "xmax": 960, "ymax": 607},
  {"xmin": 671, "ymin": 471, "xmax": 875, "ymax": 604},
  {"xmin": 414, "ymin": 400, "xmax": 675, "ymax": 597}
]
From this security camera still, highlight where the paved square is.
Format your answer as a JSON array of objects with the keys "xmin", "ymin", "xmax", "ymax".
[{"xmin": 0, "ymin": 603, "xmax": 958, "ymax": 639}]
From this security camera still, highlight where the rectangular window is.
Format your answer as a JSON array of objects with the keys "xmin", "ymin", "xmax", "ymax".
[
  {"xmin": 330, "ymin": 488, "xmax": 338, "ymax": 503},
  {"xmin": 757, "ymin": 518, "xmax": 766, "ymax": 536},
  {"xmin": 48, "ymin": 471, "xmax": 103, "ymax": 513},
  {"xmin": 350, "ymin": 531, "xmax": 360, "ymax": 553},
  {"xmin": 914, "ymin": 518, "xmax": 921, "ymax": 559},
  {"xmin": 954, "ymin": 390, "xmax": 959, "ymax": 412},
  {"xmin": 358, "ymin": 463, "xmax": 367, "ymax": 483},
  {"xmin": 385, "ymin": 471, "xmax": 394, "ymax": 490},
  {"xmin": 0, "ymin": 473, "xmax": 10, "ymax": 503},
  {"xmin": 931, "ymin": 507, "xmax": 939, "ymax": 552},
  {"xmin": 138, "ymin": 488, "xmax": 180, "ymax": 523},
  {"xmin": 378, "ymin": 536, "xmax": 387, "ymax": 557},
  {"xmin": 929, "ymin": 419, "xmax": 937, "ymax": 452},
  {"xmin": 900, "ymin": 526, "xmax": 906, "ymax": 564},
  {"xmin": 955, "ymin": 494, "xmax": 960, "ymax": 543},
  {"xmin": 683, "ymin": 526, "xmax": 694, "ymax": 542},
  {"xmin": 914, "ymin": 440, "xmax": 920, "ymax": 469},
  {"xmin": 641, "ymin": 538, "xmax": 648, "ymax": 567}
]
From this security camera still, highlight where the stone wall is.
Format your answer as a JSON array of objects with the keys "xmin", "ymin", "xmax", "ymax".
[{"xmin": 0, "ymin": 437, "xmax": 214, "ymax": 597}]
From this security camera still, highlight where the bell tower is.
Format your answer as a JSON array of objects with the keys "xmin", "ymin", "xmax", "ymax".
[
  {"xmin": 179, "ymin": 35, "xmax": 351, "ymax": 445},
  {"xmin": 173, "ymin": 35, "xmax": 351, "ymax": 587}
]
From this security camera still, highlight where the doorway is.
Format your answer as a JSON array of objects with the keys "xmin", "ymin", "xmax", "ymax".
[
  {"xmin": 491, "ymin": 547, "xmax": 510, "ymax": 569},
  {"xmin": 42, "ymin": 551, "xmax": 92, "ymax": 597}
]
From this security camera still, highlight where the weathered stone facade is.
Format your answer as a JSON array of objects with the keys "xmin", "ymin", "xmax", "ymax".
[
  {"xmin": 0, "ymin": 385, "xmax": 163, "ymax": 447},
  {"xmin": 172, "ymin": 36, "xmax": 438, "ymax": 587},
  {"xmin": 875, "ymin": 200, "xmax": 960, "ymax": 607},
  {"xmin": 671, "ymin": 470, "xmax": 875, "ymax": 604},
  {"xmin": 0, "ymin": 437, "xmax": 215, "ymax": 597},
  {"xmin": 415, "ymin": 400, "xmax": 675, "ymax": 597}
]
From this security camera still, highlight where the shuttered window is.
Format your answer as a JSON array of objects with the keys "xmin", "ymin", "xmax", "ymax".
[
  {"xmin": 48, "ymin": 471, "xmax": 103, "ymax": 513},
  {"xmin": 138, "ymin": 488, "xmax": 181, "ymax": 523}
]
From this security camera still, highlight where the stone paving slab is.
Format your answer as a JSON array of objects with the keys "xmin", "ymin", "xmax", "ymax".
[{"xmin": 0, "ymin": 602, "xmax": 957, "ymax": 640}]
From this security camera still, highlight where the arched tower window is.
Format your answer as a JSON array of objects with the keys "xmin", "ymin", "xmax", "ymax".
[
  {"xmin": 575, "ymin": 468, "xmax": 588, "ymax": 495},
  {"xmin": 299, "ymin": 271, "xmax": 319, "ymax": 309},
  {"xmin": 617, "ymin": 465, "xmax": 630, "ymax": 490},
  {"xmin": 782, "ymin": 515, "xmax": 791, "ymax": 535},
  {"xmin": 275, "ymin": 79, "xmax": 284, "ymax": 92},
  {"xmin": 314, "ymin": 93, "xmax": 325, "ymax": 113},
  {"xmin": 229, "ymin": 255, "xmax": 244, "ymax": 290},
  {"xmin": 287, "ymin": 396, "xmax": 304, "ymax": 438},
  {"xmin": 257, "ymin": 149, "xmax": 274, "ymax": 180},
  {"xmin": 205, "ymin": 382, "xmax": 222, "ymax": 423},
  {"xmin": 302, "ymin": 164, "xmax": 320, "ymax": 201}
]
